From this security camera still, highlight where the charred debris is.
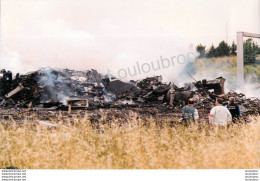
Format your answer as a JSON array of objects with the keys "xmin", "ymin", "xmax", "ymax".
[{"xmin": 0, "ymin": 68, "xmax": 259, "ymax": 117}]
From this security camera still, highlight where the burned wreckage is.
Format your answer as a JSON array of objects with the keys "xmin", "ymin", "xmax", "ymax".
[{"xmin": 0, "ymin": 68, "xmax": 259, "ymax": 119}]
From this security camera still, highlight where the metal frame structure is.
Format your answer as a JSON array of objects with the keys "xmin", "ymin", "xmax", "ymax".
[{"xmin": 237, "ymin": 32, "xmax": 260, "ymax": 87}]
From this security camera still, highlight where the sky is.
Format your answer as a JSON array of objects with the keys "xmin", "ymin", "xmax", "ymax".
[{"xmin": 0, "ymin": 0, "xmax": 259, "ymax": 81}]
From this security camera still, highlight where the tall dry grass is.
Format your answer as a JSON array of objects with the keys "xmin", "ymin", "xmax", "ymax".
[{"xmin": 0, "ymin": 113, "xmax": 259, "ymax": 169}]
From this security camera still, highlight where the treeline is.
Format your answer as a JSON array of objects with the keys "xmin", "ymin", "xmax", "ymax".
[{"xmin": 196, "ymin": 39, "xmax": 260, "ymax": 65}]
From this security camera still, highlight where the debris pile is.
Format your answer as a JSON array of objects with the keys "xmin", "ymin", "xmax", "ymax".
[
  {"xmin": 0, "ymin": 68, "xmax": 259, "ymax": 117},
  {"xmin": 136, "ymin": 76, "xmax": 170, "ymax": 103},
  {"xmin": 0, "ymin": 68, "xmax": 115, "ymax": 108}
]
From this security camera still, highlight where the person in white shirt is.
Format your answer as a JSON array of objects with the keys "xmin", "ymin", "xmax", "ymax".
[{"xmin": 209, "ymin": 98, "xmax": 232, "ymax": 126}]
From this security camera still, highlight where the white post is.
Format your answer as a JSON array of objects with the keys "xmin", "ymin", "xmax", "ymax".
[{"xmin": 237, "ymin": 32, "xmax": 244, "ymax": 87}]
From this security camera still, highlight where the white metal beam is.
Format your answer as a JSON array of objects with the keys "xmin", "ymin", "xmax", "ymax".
[
  {"xmin": 242, "ymin": 32, "xmax": 260, "ymax": 38},
  {"xmin": 237, "ymin": 32, "xmax": 244, "ymax": 87}
]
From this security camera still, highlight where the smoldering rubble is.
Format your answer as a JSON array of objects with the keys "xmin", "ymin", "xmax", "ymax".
[{"xmin": 0, "ymin": 68, "xmax": 259, "ymax": 120}]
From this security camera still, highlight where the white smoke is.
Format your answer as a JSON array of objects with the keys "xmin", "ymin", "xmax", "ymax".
[
  {"xmin": 1, "ymin": 1, "xmax": 199, "ymax": 81},
  {"xmin": 188, "ymin": 56, "xmax": 260, "ymax": 99},
  {"xmin": 235, "ymin": 75, "xmax": 260, "ymax": 98},
  {"xmin": 0, "ymin": 47, "xmax": 35, "ymax": 74},
  {"xmin": 1, "ymin": 31, "xmax": 196, "ymax": 82}
]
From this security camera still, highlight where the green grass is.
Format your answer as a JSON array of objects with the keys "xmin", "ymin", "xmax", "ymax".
[{"xmin": 194, "ymin": 56, "xmax": 260, "ymax": 86}]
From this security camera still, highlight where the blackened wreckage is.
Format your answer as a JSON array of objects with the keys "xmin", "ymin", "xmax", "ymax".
[{"xmin": 0, "ymin": 68, "xmax": 259, "ymax": 121}]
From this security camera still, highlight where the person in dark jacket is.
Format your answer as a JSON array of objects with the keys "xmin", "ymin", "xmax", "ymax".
[
  {"xmin": 226, "ymin": 97, "xmax": 241, "ymax": 123},
  {"xmin": 182, "ymin": 98, "xmax": 199, "ymax": 125}
]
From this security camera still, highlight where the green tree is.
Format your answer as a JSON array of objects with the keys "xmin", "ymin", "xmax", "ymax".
[
  {"xmin": 230, "ymin": 41, "xmax": 237, "ymax": 56},
  {"xmin": 196, "ymin": 44, "xmax": 206, "ymax": 58},
  {"xmin": 216, "ymin": 41, "xmax": 231, "ymax": 57},
  {"xmin": 206, "ymin": 44, "xmax": 217, "ymax": 58},
  {"xmin": 243, "ymin": 39, "xmax": 259, "ymax": 65}
]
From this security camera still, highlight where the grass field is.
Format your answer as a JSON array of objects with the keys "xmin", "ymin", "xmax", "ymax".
[
  {"xmin": 193, "ymin": 56, "xmax": 260, "ymax": 86},
  {"xmin": 0, "ymin": 114, "xmax": 259, "ymax": 169}
]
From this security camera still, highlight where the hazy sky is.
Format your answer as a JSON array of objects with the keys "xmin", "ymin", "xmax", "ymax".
[{"xmin": 1, "ymin": 0, "xmax": 259, "ymax": 80}]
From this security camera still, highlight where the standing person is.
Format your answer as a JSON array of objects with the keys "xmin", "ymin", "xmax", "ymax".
[
  {"xmin": 5, "ymin": 70, "xmax": 13, "ymax": 93},
  {"xmin": 209, "ymin": 98, "xmax": 232, "ymax": 127},
  {"xmin": 1, "ymin": 69, "xmax": 8, "ymax": 95},
  {"xmin": 167, "ymin": 82, "xmax": 175, "ymax": 106},
  {"xmin": 0, "ymin": 70, "xmax": 4, "ymax": 96},
  {"xmin": 182, "ymin": 98, "xmax": 199, "ymax": 125},
  {"xmin": 226, "ymin": 97, "xmax": 241, "ymax": 123}
]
